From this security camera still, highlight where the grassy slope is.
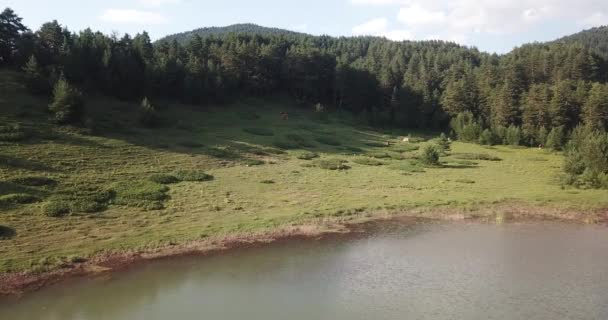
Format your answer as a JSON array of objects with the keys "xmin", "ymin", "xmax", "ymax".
[{"xmin": 1, "ymin": 70, "xmax": 608, "ymax": 273}]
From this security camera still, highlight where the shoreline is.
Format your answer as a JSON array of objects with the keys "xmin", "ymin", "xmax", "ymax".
[{"xmin": 1, "ymin": 203, "xmax": 607, "ymax": 297}]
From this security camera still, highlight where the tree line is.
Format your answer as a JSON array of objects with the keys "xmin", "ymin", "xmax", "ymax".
[{"xmin": 1, "ymin": 7, "xmax": 607, "ymax": 188}]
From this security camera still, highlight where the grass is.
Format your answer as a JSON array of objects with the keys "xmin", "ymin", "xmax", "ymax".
[
  {"xmin": 1, "ymin": 70, "xmax": 608, "ymax": 273},
  {"xmin": 243, "ymin": 127, "xmax": 274, "ymax": 136},
  {"xmin": 352, "ymin": 157, "xmax": 385, "ymax": 166},
  {"xmin": 0, "ymin": 193, "xmax": 41, "ymax": 209},
  {"xmin": 148, "ymin": 174, "xmax": 180, "ymax": 184},
  {"xmin": 315, "ymin": 136, "xmax": 342, "ymax": 146}
]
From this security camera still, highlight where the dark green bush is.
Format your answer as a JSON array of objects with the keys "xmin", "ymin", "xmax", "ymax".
[
  {"xmin": 451, "ymin": 112, "xmax": 482, "ymax": 142},
  {"xmin": 315, "ymin": 136, "xmax": 341, "ymax": 146},
  {"xmin": 505, "ymin": 125, "xmax": 522, "ymax": 146},
  {"xmin": 243, "ymin": 159, "xmax": 265, "ymax": 166},
  {"xmin": 453, "ymin": 153, "xmax": 502, "ymax": 161},
  {"xmin": 260, "ymin": 180, "xmax": 275, "ymax": 184},
  {"xmin": 296, "ymin": 151, "xmax": 319, "ymax": 160},
  {"xmin": 9, "ymin": 176, "xmax": 57, "ymax": 187},
  {"xmin": 174, "ymin": 170, "xmax": 214, "ymax": 182},
  {"xmin": 149, "ymin": 174, "xmax": 180, "ymax": 184},
  {"xmin": 546, "ymin": 126, "xmax": 566, "ymax": 150},
  {"xmin": 353, "ymin": 157, "xmax": 385, "ymax": 166},
  {"xmin": 243, "ymin": 128, "xmax": 274, "ymax": 136},
  {"xmin": 436, "ymin": 133, "xmax": 451, "ymax": 152},
  {"xmin": 312, "ymin": 159, "xmax": 350, "ymax": 170},
  {"xmin": 49, "ymin": 77, "xmax": 85, "ymax": 125},
  {"xmin": 479, "ymin": 129, "xmax": 499, "ymax": 145},
  {"xmin": 43, "ymin": 200, "xmax": 71, "ymax": 217},
  {"xmin": 367, "ymin": 152, "xmax": 390, "ymax": 159},
  {"xmin": 421, "ymin": 145, "xmax": 440, "ymax": 166}
]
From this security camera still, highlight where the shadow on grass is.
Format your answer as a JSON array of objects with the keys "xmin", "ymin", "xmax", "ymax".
[
  {"xmin": 0, "ymin": 225, "xmax": 16, "ymax": 240},
  {"xmin": 0, "ymin": 155, "xmax": 56, "ymax": 172}
]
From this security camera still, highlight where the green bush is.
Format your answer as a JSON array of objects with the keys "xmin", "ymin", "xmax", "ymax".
[
  {"xmin": 243, "ymin": 127, "xmax": 274, "ymax": 136},
  {"xmin": 453, "ymin": 153, "xmax": 502, "ymax": 161},
  {"xmin": 111, "ymin": 180, "xmax": 169, "ymax": 209},
  {"xmin": 149, "ymin": 174, "xmax": 180, "ymax": 184},
  {"xmin": 260, "ymin": 180, "xmax": 275, "ymax": 184},
  {"xmin": 563, "ymin": 129, "xmax": 608, "ymax": 189},
  {"xmin": 48, "ymin": 77, "xmax": 85, "ymax": 125},
  {"xmin": 139, "ymin": 97, "xmax": 160, "ymax": 128},
  {"xmin": 546, "ymin": 126, "xmax": 566, "ymax": 150},
  {"xmin": 367, "ymin": 152, "xmax": 390, "ymax": 159},
  {"xmin": 312, "ymin": 159, "xmax": 350, "ymax": 170},
  {"xmin": 505, "ymin": 125, "xmax": 522, "ymax": 146},
  {"xmin": 450, "ymin": 112, "xmax": 481, "ymax": 142},
  {"xmin": 43, "ymin": 200, "xmax": 71, "ymax": 217},
  {"xmin": 0, "ymin": 193, "xmax": 41, "ymax": 209},
  {"xmin": 353, "ymin": 157, "xmax": 385, "ymax": 166},
  {"xmin": 296, "ymin": 151, "xmax": 319, "ymax": 160},
  {"xmin": 174, "ymin": 170, "xmax": 214, "ymax": 182},
  {"xmin": 243, "ymin": 159, "xmax": 265, "ymax": 166},
  {"xmin": 315, "ymin": 136, "xmax": 341, "ymax": 146},
  {"xmin": 420, "ymin": 145, "xmax": 440, "ymax": 166},
  {"xmin": 479, "ymin": 129, "xmax": 499, "ymax": 145},
  {"xmin": 436, "ymin": 133, "xmax": 451, "ymax": 152},
  {"xmin": 9, "ymin": 176, "xmax": 57, "ymax": 187},
  {"xmin": 0, "ymin": 124, "xmax": 28, "ymax": 142}
]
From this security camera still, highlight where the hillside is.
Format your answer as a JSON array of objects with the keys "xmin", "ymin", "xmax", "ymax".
[
  {"xmin": 156, "ymin": 23, "xmax": 306, "ymax": 44},
  {"xmin": 553, "ymin": 26, "xmax": 608, "ymax": 56},
  {"xmin": 2, "ymin": 69, "xmax": 608, "ymax": 283}
]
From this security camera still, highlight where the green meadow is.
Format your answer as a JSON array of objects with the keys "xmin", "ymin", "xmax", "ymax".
[{"xmin": 1, "ymin": 70, "xmax": 608, "ymax": 273}]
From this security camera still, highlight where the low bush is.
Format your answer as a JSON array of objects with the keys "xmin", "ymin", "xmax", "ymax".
[
  {"xmin": 111, "ymin": 180, "xmax": 170, "ymax": 209},
  {"xmin": 43, "ymin": 200, "xmax": 71, "ymax": 217},
  {"xmin": 296, "ymin": 151, "xmax": 319, "ymax": 160},
  {"xmin": 243, "ymin": 159, "xmax": 265, "ymax": 166},
  {"xmin": 49, "ymin": 78, "xmax": 85, "ymax": 125},
  {"xmin": 453, "ymin": 153, "xmax": 502, "ymax": 161},
  {"xmin": 243, "ymin": 127, "xmax": 274, "ymax": 136},
  {"xmin": 0, "ymin": 193, "xmax": 41, "ymax": 209},
  {"xmin": 43, "ymin": 189, "xmax": 114, "ymax": 216},
  {"xmin": 315, "ymin": 136, "xmax": 341, "ymax": 146},
  {"xmin": 365, "ymin": 142, "xmax": 388, "ymax": 148},
  {"xmin": 9, "ymin": 176, "xmax": 57, "ymax": 187},
  {"xmin": 353, "ymin": 157, "xmax": 385, "ymax": 166},
  {"xmin": 421, "ymin": 145, "xmax": 440, "ymax": 166},
  {"xmin": 174, "ymin": 170, "xmax": 214, "ymax": 182},
  {"xmin": 312, "ymin": 159, "xmax": 350, "ymax": 170},
  {"xmin": 260, "ymin": 180, "xmax": 275, "ymax": 184},
  {"xmin": 149, "ymin": 174, "xmax": 180, "ymax": 184},
  {"xmin": 0, "ymin": 124, "xmax": 28, "ymax": 142},
  {"xmin": 367, "ymin": 152, "xmax": 390, "ymax": 159}
]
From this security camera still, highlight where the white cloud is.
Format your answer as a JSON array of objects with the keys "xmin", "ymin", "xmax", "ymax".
[
  {"xmin": 138, "ymin": 0, "xmax": 180, "ymax": 6},
  {"xmin": 352, "ymin": 18, "xmax": 389, "ymax": 35},
  {"xmin": 397, "ymin": 5, "xmax": 446, "ymax": 26},
  {"xmin": 352, "ymin": 0, "xmax": 608, "ymax": 47},
  {"xmin": 352, "ymin": 17, "xmax": 414, "ymax": 40},
  {"xmin": 100, "ymin": 9, "xmax": 168, "ymax": 24}
]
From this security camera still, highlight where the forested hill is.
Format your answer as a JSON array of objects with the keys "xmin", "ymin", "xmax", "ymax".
[
  {"xmin": 156, "ymin": 23, "xmax": 305, "ymax": 44},
  {"xmin": 552, "ymin": 26, "xmax": 608, "ymax": 56}
]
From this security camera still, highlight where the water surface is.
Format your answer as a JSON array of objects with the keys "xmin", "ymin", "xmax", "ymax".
[{"xmin": 2, "ymin": 221, "xmax": 608, "ymax": 320}]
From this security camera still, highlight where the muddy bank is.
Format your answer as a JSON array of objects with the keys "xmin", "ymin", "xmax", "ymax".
[{"xmin": 1, "ymin": 203, "xmax": 607, "ymax": 297}]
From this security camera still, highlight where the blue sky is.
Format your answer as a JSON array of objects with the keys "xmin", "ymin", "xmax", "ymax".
[{"xmin": 3, "ymin": 0, "xmax": 607, "ymax": 53}]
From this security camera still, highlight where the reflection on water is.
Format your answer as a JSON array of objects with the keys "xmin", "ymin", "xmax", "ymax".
[{"xmin": 2, "ymin": 221, "xmax": 608, "ymax": 320}]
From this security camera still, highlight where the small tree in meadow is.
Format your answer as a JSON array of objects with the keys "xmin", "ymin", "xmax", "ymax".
[
  {"xmin": 421, "ymin": 145, "xmax": 440, "ymax": 166},
  {"xmin": 48, "ymin": 77, "xmax": 85, "ymax": 124},
  {"xmin": 436, "ymin": 133, "xmax": 451, "ymax": 153},
  {"xmin": 139, "ymin": 97, "xmax": 159, "ymax": 127}
]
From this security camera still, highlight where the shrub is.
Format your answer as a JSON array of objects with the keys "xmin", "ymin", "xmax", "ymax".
[
  {"xmin": 312, "ymin": 159, "xmax": 350, "ymax": 170},
  {"xmin": 479, "ymin": 129, "xmax": 499, "ymax": 145},
  {"xmin": 315, "ymin": 136, "xmax": 341, "ymax": 146},
  {"xmin": 546, "ymin": 126, "xmax": 566, "ymax": 150},
  {"xmin": 243, "ymin": 159, "xmax": 264, "ymax": 166},
  {"xmin": 9, "ymin": 176, "xmax": 57, "ymax": 187},
  {"xmin": 49, "ymin": 77, "xmax": 85, "ymax": 125},
  {"xmin": 505, "ymin": 125, "xmax": 522, "ymax": 146},
  {"xmin": 0, "ymin": 124, "xmax": 28, "ymax": 142},
  {"xmin": 353, "ymin": 157, "xmax": 385, "ymax": 166},
  {"xmin": 139, "ymin": 97, "xmax": 160, "ymax": 127},
  {"xmin": 367, "ymin": 152, "xmax": 390, "ymax": 159},
  {"xmin": 563, "ymin": 129, "xmax": 608, "ymax": 189},
  {"xmin": 450, "ymin": 112, "xmax": 481, "ymax": 142},
  {"xmin": 420, "ymin": 145, "xmax": 440, "ymax": 166},
  {"xmin": 0, "ymin": 193, "xmax": 41, "ymax": 209},
  {"xmin": 453, "ymin": 153, "xmax": 501, "ymax": 161},
  {"xmin": 111, "ymin": 180, "xmax": 169, "ymax": 209},
  {"xmin": 260, "ymin": 180, "xmax": 275, "ymax": 184},
  {"xmin": 43, "ymin": 200, "xmax": 71, "ymax": 217},
  {"xmin": 243, "ymin": 128, "xmax": 274, "ymax": 136},
  {"xmin": 174, "ymin": 170, "xmax": 214, "ymax": 182},
  {"xmin": 296, "ymin": 151, "xmax": 319, "ymax": 160},
  {"xmin": 149, "ymin": 174, "xmax": 180, "ymax": 184},
  {"xmin": 436, "ymin": 133, "xmax": 451, "ymax": 152}
]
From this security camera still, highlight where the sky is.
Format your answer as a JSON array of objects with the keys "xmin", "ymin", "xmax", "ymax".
[{"xmin": 3, "ymin": 0, "xmax": 608, "ymax": 53}]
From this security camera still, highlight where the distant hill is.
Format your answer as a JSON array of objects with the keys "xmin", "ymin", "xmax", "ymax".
[
  {"xmin": 552, "ymin": 26, "xmax": 608, "ymax": 56},
  {"xmin": 156, "ymin": 23, "xmax": 307, "ymax": 44}
]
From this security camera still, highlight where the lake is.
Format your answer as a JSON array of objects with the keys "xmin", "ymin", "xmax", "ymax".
[{"xmin": 2, "ymin": 220, "xmax": 608, "ymax": 320}]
